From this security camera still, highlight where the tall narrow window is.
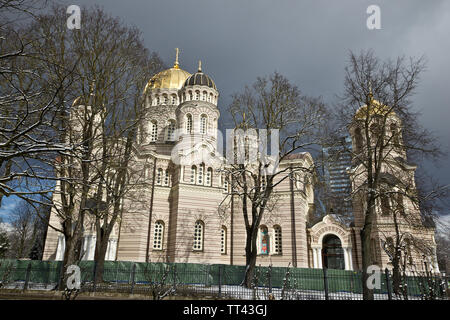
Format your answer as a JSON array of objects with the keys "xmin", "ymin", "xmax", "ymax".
[
  {"xmin": 390, "ymin": 123, "xmax": 399, "ymax": 145},
  {"xmin": 163, "ymin": 169, "xmax": 169, "ymax": 186},
  {"xmin": 163, "ymin": 95, "xmax": 168, "ymax": 104},
  {"xmin": 261, "ymin": 175, "xmax": 267, "ymax": 191},
  {"xmin": 153, "ymin": 221, "xmax": 164, "ymax": 250},
  {"xmin": 186, "ymin": 114, "xmax": 193, "ymax": 134},
  {"xmin": 200, "ymin": 114, "xmax": 207, "ymax": 134},
  {"xmin": 195, "ymin": 91, "xmax": 200, "ymax": 100},
  {"xmin": 380, "ymin": 194, "xmax": 390, "ymax": 216},
  {"xmin": 259, "ymin": 226, "xmax": 269, "ymax": 255},
  {"xmin": 190, "ymin": 165, "xmax": 197, "ymax": 184},
  {"xmin": 156, "ymin": 96, "xmax": 160, "ymax": 105},
  {"xmin": 202, "ymin": 91, "xmax": 207, "ymax": 101},
  {"xmin": 167, "ymin": 120, "xmax": 176, "ymax": 141},
  {"xmin": 206, "ymin": 167, "xmax": 212, "ymax": 186},
  {"xmin": 198, "ymin": 164, "xmax": 204, "ymax": 185},
  {"xmin": 223, "ymin": 177, "xmax": 229, "ymax": 192},
  {"xmin": 273, "ymin": 225, "xmax": 282, "ymax": 254},
  {"xmin": 171, "ymin": 94, "xmax": 177, "ymax": 105},
  {"xmin": 221, "ymin": 226, "xmax": 227, "ymax": 254},
  {"xmin": 150, "ymin": 120, "xmax": 158, "ymax": 142},
  {"xmin": 156, "ymin": 168, "xmax": 162, "ymax": 185},
  {"xmin": 396, "ymin": 193, "xmax": 405, "ymax": 215},
  {"xmin": 189, "ymin": 91, "xmax": 193, "ymax": 101},
  {"xmin": 193, "ymin": 221, "xmax": 204, "ymax": 251},
  {"xmin": 355, "ymin": 127, "xmax": 363, "ymax": 152}
]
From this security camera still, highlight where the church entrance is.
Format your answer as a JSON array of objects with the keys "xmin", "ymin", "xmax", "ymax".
[{"xmin": 322, "ymin": 234, "xmax": 345, "ymax": 270}]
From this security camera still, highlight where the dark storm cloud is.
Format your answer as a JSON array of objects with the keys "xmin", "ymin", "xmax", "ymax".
[{"xmin": 64, "ymin": 0, "xmax": 450, "ymax": 197}]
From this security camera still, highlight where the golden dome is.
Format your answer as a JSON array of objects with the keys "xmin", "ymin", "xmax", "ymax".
[
  {"xmin": 144, "ymin": 48, "xmax": 191, "ymax": 91},
  {"xmin": 355, "ymin": 98, "xmax": 395, "ymax": 120}
]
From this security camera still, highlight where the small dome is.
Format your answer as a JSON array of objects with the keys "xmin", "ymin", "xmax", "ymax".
[{"xmin": 184, "ymin": 60, "xmax": 217, "ymax": 90}]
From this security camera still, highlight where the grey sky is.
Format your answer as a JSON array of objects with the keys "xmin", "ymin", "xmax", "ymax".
[{"xmin": 59, "ymin": 0, "xmax": 450, "ymax": 209}]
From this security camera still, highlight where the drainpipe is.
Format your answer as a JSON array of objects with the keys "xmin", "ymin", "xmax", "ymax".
[
  {"xmin": 145, "ymin": 156, "xmax": 157, "ymax": 262},
  {"xmin": 289, "ymin": 166, "xmax": 298, "ymax": 267}
]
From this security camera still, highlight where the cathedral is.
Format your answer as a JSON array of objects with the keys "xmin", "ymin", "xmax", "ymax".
[{"xmin": 42, "ymin": 50, "xmax": 440, "ymax": 273}]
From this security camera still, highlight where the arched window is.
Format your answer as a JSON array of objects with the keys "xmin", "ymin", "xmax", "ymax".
[
  {"xmin": 195, "ymin": 91, "xmax": 200, "ymax": 100},
  {"xmin": 166, "ymin": 120, "xmax": 176, "ymax": 141},
  {"xmin": 163, "ymin": 169, "xmax": 169, "ymax": 186},
  {"xmin": 380, "ymin": 194, "xmax": 391, "ymax": 216},
  {"xmin": 223, "ymin": 176, "xmax": 229, "ymax": 192},
  {"xmin": 259, "ymin": 226, "xmax": 269, "ymax": 255},
  {"xmin": 198, "ymin": 164, "xmax": 204, "ymax": 185},
  {"xmin": 156, "ymin": 168, "xmax": 162, "ymax": 185},
  {"xmin": 322, "ymin": 234, "xmax": 345, "ymax": 269},
  {"xmin": 171, "ymin": 94, "xmax": 177, "ymax": 105},
  {"xmin": 221, "ymin": 226, "xmax": 227, "ymax": 254},
  {"xmin": 385, "ymin": 237, "xmax": 395, "ymax": 258},
  {"xmin": 163, "ymin": 94, "xmax": 168, "ymax": 104},
  {"xmin": 193, "ymin": 221, "xmax": 204, "ymax": 251},
  {"xmin": 156, "ymin": 95, "xmax": 160, "ymax": 105},
  {"xmin": 209, "ymin": 93, "xmax": 213, "ymax": 103},
  {"xmin": 200, "ymin": 114, "xmax": 207, "ymax": 134},
  {"xmin": 202, "ymin": 91, "xmax": 207, "ymax": 101},
  {"xmin": 190, "ymin": 165, "xmax": 196, "ymax": 184},
  {"xmin": 261, "ymin": 175, "xmax": 267, "ymax": 191},
  {"xmin": 150, "ymin": 120, "xmax": 158, "ymax": 142},
  {"xmin": 153, "ymin": 221, "xmax": 164, "ymax": 250},
  {"xmin": 273, "ymin": 225, "xmax": 282, "ymax": 254},
  {"xmin": 396, "ymin": 193, "xmax": 405, "ymax": 215},
  {"xmin": 189, "ymin": 91, "xmax": 193, "ymax": 101},
  {"xmin": 390, "ymin": 123, "xmax": 399, "ymax": 145},
  {"xmin": 186, "ymin": 114, "xmax": 193, "ymax": 134},
  {"xmin": 206, "ymin": 167, "xmax": 212, "ymax": 186}
]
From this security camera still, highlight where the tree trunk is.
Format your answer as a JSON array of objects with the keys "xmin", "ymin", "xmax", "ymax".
[
  {"xmin": 94, "ymin": 240, "xmax": 109, "ymax": 284},
  {"xmin": 361, "ymin": 195, "xmax": 375, "ymax": 300},
  {"xmin": 243, "ymin": 227, "xmax": 258, "ymax": 288}
]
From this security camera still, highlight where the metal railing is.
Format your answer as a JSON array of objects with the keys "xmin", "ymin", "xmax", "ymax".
[{"xmin": 0, "ymin": 260, "xmax": 448, "ymax": 300}]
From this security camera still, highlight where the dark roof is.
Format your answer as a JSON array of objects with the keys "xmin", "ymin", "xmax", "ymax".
[{"xmin": 184, "ymin": 71, "xmax": 216, "ymax": 90}]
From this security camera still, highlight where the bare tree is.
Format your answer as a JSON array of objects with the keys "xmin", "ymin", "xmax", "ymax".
[
  {"xmin": 0, "ymin": 0, "xmax": 77, "ymax": 210},
  {"xmin": 26, "ymin": 5, "xmax": 163, "ymax": 287},
  {"xmin": 223, "ymin": 72, "xmax": 327, "ymax": 288},
  {"xmin": 0, "ymin": 217, "xmax": 9, "ymax": 258},
  {"xmin": 335, "ymin": 49, "xmax": 446, "ymax": 299}
]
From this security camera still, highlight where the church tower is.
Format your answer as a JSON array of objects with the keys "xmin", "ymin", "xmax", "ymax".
[{"xmin": 348, "ymin": 93, "xmax": 439, "ymax": 273}]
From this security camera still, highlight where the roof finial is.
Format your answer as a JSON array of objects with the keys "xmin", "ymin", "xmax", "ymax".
[
  {"xmin": 198, "ymin": 60, "xmax": 202, "ymax": 72},
  {"xmin": 174, "ymin": 48, "xmax": 180, "ymax": 69}
]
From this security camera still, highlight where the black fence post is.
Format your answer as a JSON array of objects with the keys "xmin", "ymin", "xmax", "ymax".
[
  {"xmin": 56, "ymin": 261, "xmax": 64, "ymax": 290},
  {"xmin": 384, "ymin": 268, "xmax": 392, "ymax": 300},
  {"xmin": 218, "ymin": 265, "xmax": 222, "ymax": 298},
  {"xmin": 268, "ymin": 266, "xmax": 272, "ymax": 294},
  {"xmin": 323, "ymin": 267, "xmax": 329, "ymax": 300},
  {"xmin": 23, "ymin": 263, "xmax": 32, "ymax": 291},
  {"xmin": 92, "ymin": 261, "xmax": 97, "ymax": 292},
  {"xmin": 130, "ymin": 263, "xmax": 136, "ymax": 294},
  {"xmin": 173, "ymin": 265, "xmax": 177, "ymax": 290}
]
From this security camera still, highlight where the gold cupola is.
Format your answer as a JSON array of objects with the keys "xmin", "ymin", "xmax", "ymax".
[{"xmin": 144, "ymin": 48, "xmax": 191, "ymax": 92}]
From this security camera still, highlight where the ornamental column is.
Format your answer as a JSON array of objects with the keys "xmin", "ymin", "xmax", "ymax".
[
  {"xmin": 312, "ymin": 247, "xmax": 318, "ymax": 268},
  {"xmin": 343, "ymin": 247, "xmax": 351, "ymax": 270}
]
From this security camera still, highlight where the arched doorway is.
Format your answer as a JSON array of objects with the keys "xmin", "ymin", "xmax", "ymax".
[{"xmin": 322, "ymin": 234, "xmax": 345, "ymax": 269}]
